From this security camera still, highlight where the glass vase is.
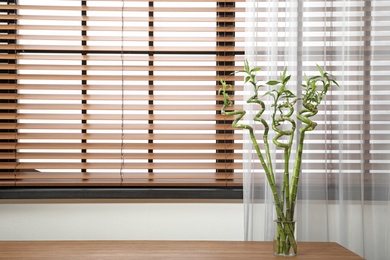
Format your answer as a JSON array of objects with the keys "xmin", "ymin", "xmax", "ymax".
[{"xmin": 274, "ymin": 219, "xmax": 297, "ymax": 257}]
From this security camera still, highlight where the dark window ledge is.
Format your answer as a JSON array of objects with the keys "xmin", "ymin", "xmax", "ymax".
[
  {"xmin": 0, "ymin": 187, "xmax": 244, "ymax": 200},
  {"xmin": 1, "ymin": 186, "xmax": 387, "ymax": 201}
]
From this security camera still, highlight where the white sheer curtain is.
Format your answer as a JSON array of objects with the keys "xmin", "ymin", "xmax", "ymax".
[{"xmin": 243, "ymin": 1, "xmax": 390, "ymax": 259}]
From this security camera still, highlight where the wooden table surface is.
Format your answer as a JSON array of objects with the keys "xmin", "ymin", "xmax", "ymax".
[{"xmin": 0, "ymin": 241, "xmax": 364, "ymax": 260}]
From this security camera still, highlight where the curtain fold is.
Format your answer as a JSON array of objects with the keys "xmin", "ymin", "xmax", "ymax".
[{"xmin": 243, "ymin": 1, "xmax": 390, "ymax": 259}]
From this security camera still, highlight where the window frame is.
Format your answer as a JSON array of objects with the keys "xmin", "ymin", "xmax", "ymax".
[{"xmin": 1, "ymin": 0, "xmax": 388, "ymax": 201}]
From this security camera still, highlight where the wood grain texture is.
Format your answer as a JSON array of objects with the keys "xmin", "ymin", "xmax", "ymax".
[{"xmin": 0, "ymin": 241, "xmax": 364, "ymax": 260}]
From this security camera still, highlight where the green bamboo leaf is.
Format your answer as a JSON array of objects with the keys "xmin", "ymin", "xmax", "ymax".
[
  {"xmin": 244, "ymin": 59, "xmax": 250, "ymax": 72},
  {"xmin": 316, "ymin": 64, "xmax": 324, "ymax": 77},
  {"xmin": 281, "ymin": 67, "xmax": 287, "ymax": 80},
  {"xmin": 331, "ymin": 79, "xmax": 340, "ymax": 87},
  {"xmin": 283, "ymin": 90, "xmax": 296, "ymax": 98},
  {"xmin": 283, "ymin": 75, "xmax": 291, "ymax": 84},
  {"xmin": 308, "ymin": 75, "xmax": 321, "ymax": 81},
  {"xmin": 266, "ymin": 80, "xmax": 280, "ymax": 86},
  {"xmin": 244, "ymin": 76, "xmax": 251, "ymax": 84},
  {"xmin": 303, "ymin": 73, "xmax": 309, "ymax": 82},
  {"xmin": 264, "ymin": 91, "xmax": 276, "ymax": 100}
]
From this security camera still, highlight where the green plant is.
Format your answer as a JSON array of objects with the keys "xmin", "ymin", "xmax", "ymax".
[{"xmin": 219, "ymin": 60, "xmax": 339, "ymax": 255}]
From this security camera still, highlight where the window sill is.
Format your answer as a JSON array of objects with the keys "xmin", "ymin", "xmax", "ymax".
[{"xmin": 0, "ymin": 187, "xmax": 243, "ymax": 200}]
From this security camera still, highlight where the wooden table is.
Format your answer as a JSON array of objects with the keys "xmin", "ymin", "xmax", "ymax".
[{"xmin": 0, "ymin": 241, "xmax": 364, "ymax": 259}]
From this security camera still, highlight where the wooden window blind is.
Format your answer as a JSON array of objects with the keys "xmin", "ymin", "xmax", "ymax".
[{"xmin": 0, "ymin": 0, "xmax": 245, "ymax": 187}]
